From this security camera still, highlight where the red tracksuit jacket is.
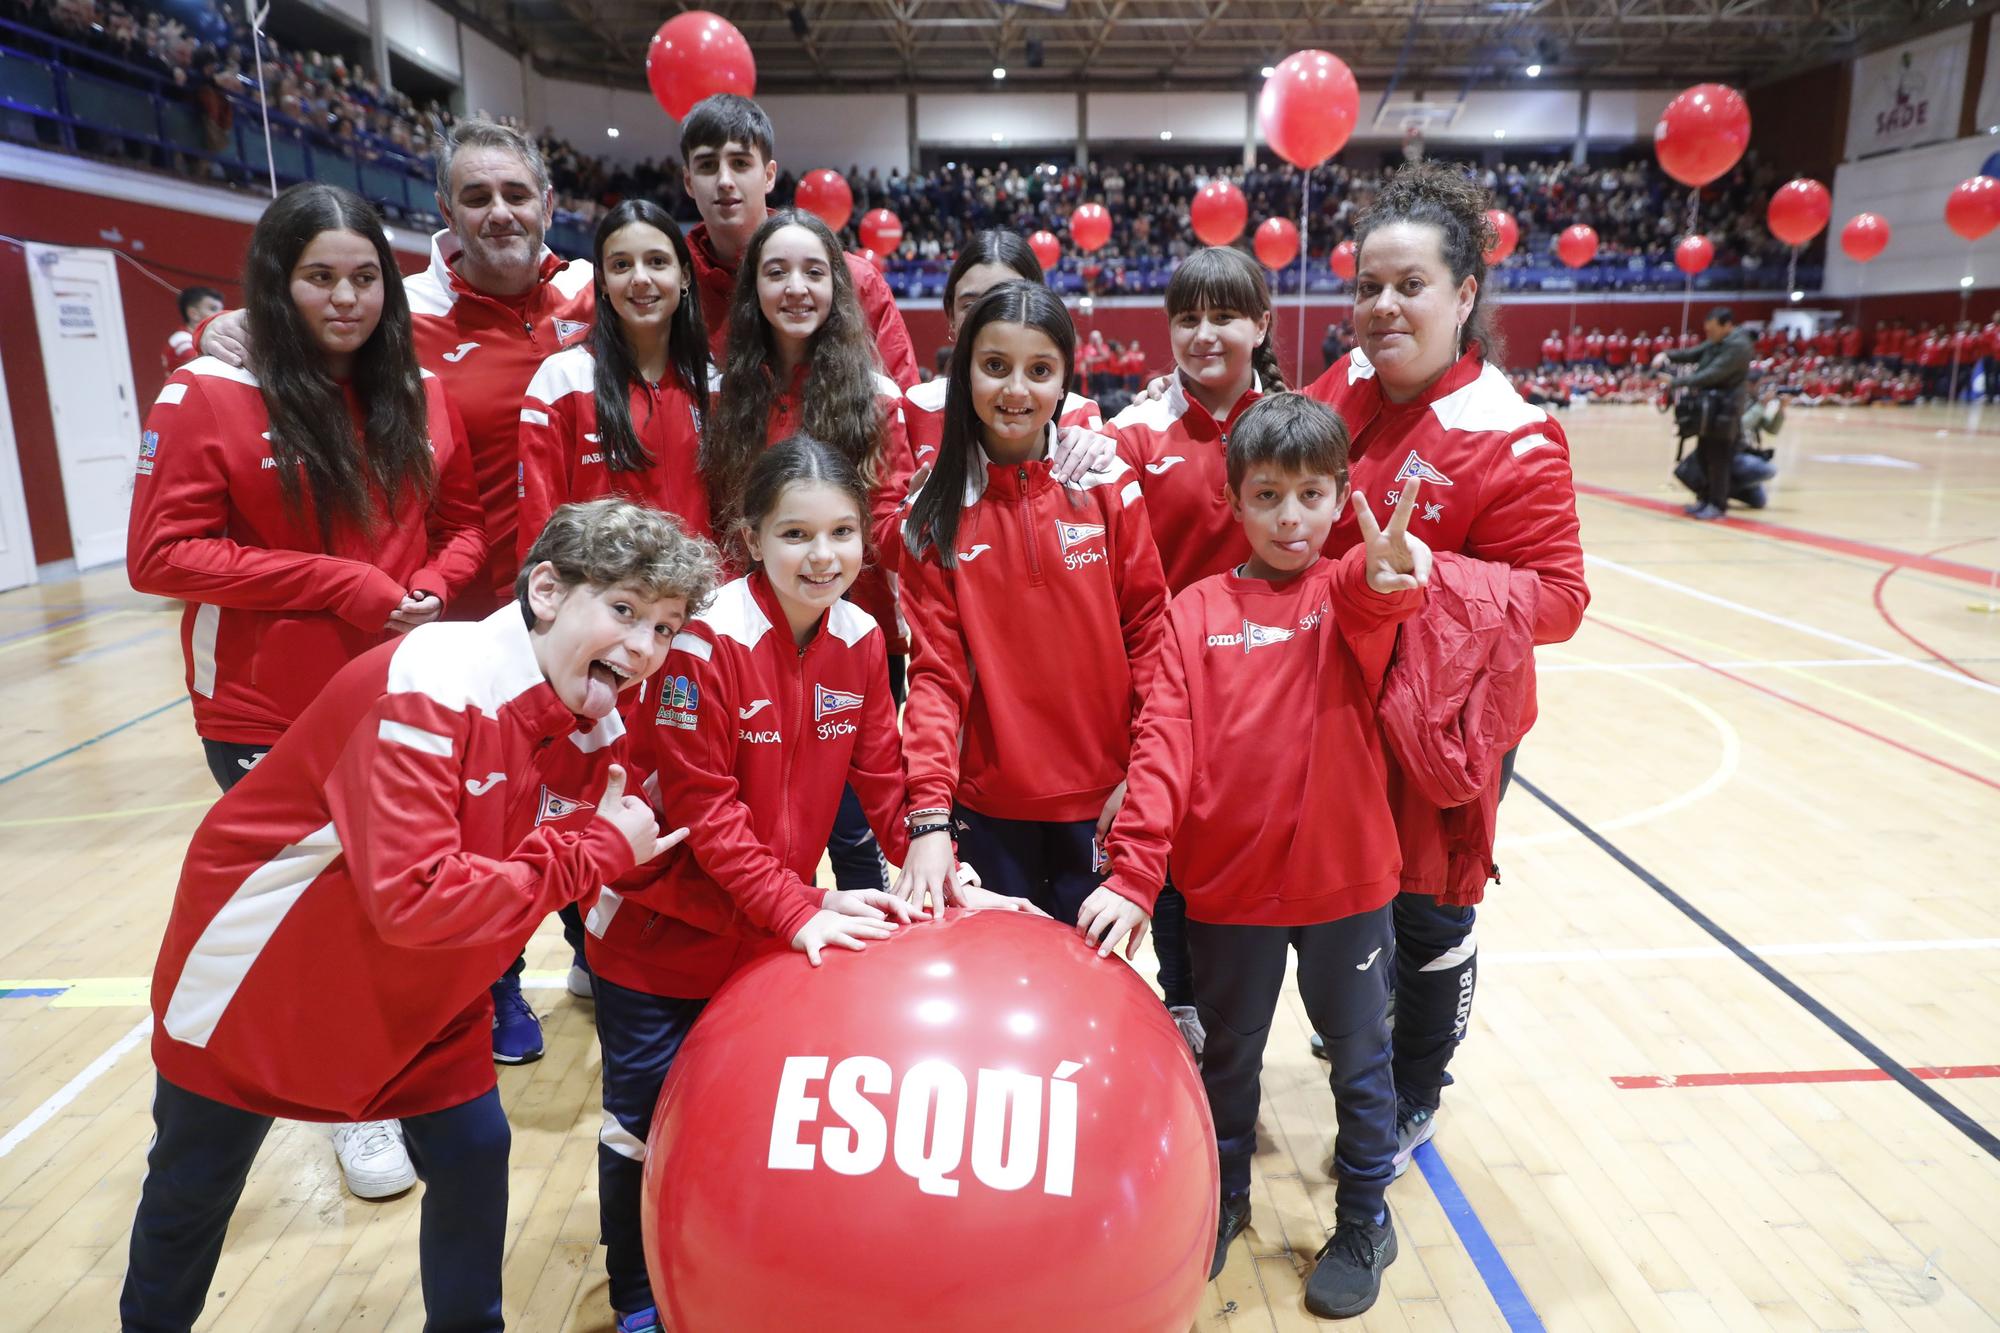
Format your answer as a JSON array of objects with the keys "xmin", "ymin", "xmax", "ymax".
[
  {"xmin": 1102, "ymin": 548, "xmax": 1421, "ymax": 926},
  {"xmin": 128, "ymin": 358, "xmax": 487, "ymax": 747},
  {"xmin": 405, "ymin": 230, "xmax": 597, "ymax": 608},
  {"xmin": 148, "ymin": 608, "xmax": 637, "ymax": 1120},
  {"xmin": 516, "ymin": 344, "xmax": 716, "ymax": 558},
  {"xmin": 687, "ymin": 222, "xmax": 919, "ymax": 389},
  {"xmin": 1110, "ymin": 374, "xmax": 1265, "ymax": 595},
  {"xmin": 163, "ymin": 328, "xmax": 197, "ymax": 375},
  {"xmin": 1308, "ymin": 344, "xmax": 1587, "ymax": 895},
  {"xmin": 584, "ymin": 572, "xmax": 910, "ymax": 999},
  {"xmin": 900, "ymin": 437, "xmax": 1168, "ymax": 823}
]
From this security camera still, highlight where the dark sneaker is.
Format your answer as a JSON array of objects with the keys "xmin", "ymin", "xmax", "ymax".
[
  {"xmin": 491, "ymin": 975, "xmax": 545, "ymax": 1064},
  {"xmin": 1309, "ymin": 1031, "xmax": 1328, "ymax": 1060},
  {"xmin": 614, "ymin": 1308, "xmax": 660, "ymax": 1333},
  {"xmin": 1305, "ymin": 1211, "xmax": 1398, "ymax": 1318},
  {"xmin": 1687, "ymin": 502, "xmax": 1726, "ymax": 520},
  {"xmin": 1391, "ymin": 1106, "xmax": 1437, "ymax": 1179},
  {"xmin": 1211, "ymin": 1192, "xmax": 1252, "ymax": 1280}
]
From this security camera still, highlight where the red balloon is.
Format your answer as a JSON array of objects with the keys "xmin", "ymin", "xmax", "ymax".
[
  {"xmin": 1766, "ymin": 178, "xmax": 1831, "ymax": 247},
  {"xmin": 1191, "ymin": 180, "xmax": 1249, "ymax": 247},
  {"xmin": 1069, "ymin": 203, "xmax": 1112, "ymax": 254},
  {"xmin": 1483, "ymin": 209, "xmax": 1519, "ymax": 266},
  {"xmin": 1556, "ymin": 223, "xmax": 1599, "ymax": 269},
  {"xmin": 1945, "ymin": 175, "xmax": 2000, "ymax": 242},
  {"xmin": 1026, "ymin": 229, "xmax": 1062, "ymax": 271},
  {"xmin": 1674, "ymin": 234, "xmax": 1714, "ymax": 275},
  {"xmin": 1257, "ymin": 50, "xmax": 1359, "ymax": 168},
  {"xmin": 1329, "ymin": 238, "xmax": 1357, "ymax": 281},
  {"xmin": 645, "ymin": 11, "xmax": 755, "ymax": 121},
  {"xmin": 858, "ymin": 208, "xmax": 903, "ymax": 255},
  {"xmin": 1653, "ymin": 83, "xmax": 1751, "ymax": 188},
  {"xmin": 794, "ymin": 169, "xmax": 854, "ymax": 232},
  {"xmin": 642, "ymin": 911, "xmax": 1218, "ymax": 1333},
  {"xmin": 1252, "ymin": 217, "xmax": 1299, "ymax": 269},
  {"xmin": 1840, "ymin": 212, "xmax": 1891, "ymax": 263},
  {"xmin": 858, "ymin": 247, "xmax": 890, "ymax": 273}
]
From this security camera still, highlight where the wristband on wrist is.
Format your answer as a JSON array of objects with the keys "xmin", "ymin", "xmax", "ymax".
[
  {"xmin": 909, "ymin": 822, "xmax": 952, "ymax": 840},
  {"xmin": 905, "ymin": 807, "xmax": 950, "ymax": 829}
]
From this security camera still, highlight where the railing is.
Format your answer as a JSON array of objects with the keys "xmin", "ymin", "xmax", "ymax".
[{"xmin": 0, "ymin": 16, "xmax": 437, "ymax": 226}]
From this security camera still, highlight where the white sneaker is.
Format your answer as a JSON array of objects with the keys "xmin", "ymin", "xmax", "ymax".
[
  {"xmin": 1168, "ymin": 1004, "xmax": 1206, "ymax": 1059},
  {"xmin": 567, "ymin": 962, "xmax": 594, "ymax": 999},
  {"xmin": 333, "ymin": 1120, "xmax": 416, "ymax": 1199}
]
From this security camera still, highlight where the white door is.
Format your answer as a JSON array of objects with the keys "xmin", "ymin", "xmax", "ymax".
[
  {"xmin": 24, "ymin": 244, "xmax": 141, "ymax": 569},
  {"xmin": 0, "ymin": 348, "xmax": 39, "ymax": 591}
]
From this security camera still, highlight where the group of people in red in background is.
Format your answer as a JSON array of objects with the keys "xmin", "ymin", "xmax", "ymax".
[
  {"xmin": 1076, "ymin": 329, "xmax": 1152, "ymax": 396},
  {"xmin": 1516, "ymin": 316, "xmax": 2000, "ymax": 408}
]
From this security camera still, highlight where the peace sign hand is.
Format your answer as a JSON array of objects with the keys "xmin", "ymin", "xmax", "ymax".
[{"xmin": 1352, "ymin": 476, "xmax": 1434, "ymax": 595}]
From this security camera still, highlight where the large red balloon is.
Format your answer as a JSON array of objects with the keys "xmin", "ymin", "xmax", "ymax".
[
  {"xmin": 1329, "ymin": 238, "xmax": 1357, "ymax": 281},
  {"xmin": 1191, "ymin": 180, "xmax": 1249, "ymax": 247},
  {"xmin": 1257, "ymin": 51, "xmax": 1359, "ymax": 168},
  {"xmin": 1026, "ymin": 229, "xmax": 1062, "ymax": 271},
  {"xmin": 858, "ymin": 208, "xmax": 903, "ymax": 255},
  {"xmin": 794, "ymin": 169, "xmax": 854, "ymax": 232},
  {"xmin": 645, "ymin": 11, "xmax": 755, "ymax": 121},
  {"xmin": 1070, "ymin": 203, "xmax": 1112, "ymax": 254},
  {"xmin": 643, "ymin": 910, "xmax": 1218, "ymax": 1332},
  {"xmin": 1945, "ymin": 176, "xmax": 2000, "ymax": 242},
  {"xmin": 1840, "ymin": 212, "xmax": 1891, "ymax": 263},
  {"xmin": 1556, "ymin": 223, "xmax": 1599, "ymax": 269},
  {"xmin": 1653, "ymin": 83, "xmax": 1751, "ymax": 188},
  {"xmin": 1253, "ymin": 217, "xmax": 1299, "ymax": 269},
  {"xmin": 1674, "ymin": 234, "xmax": 1714, "ymax": 275},
  {"xmin": 1483, "ymin": 209, "xmax": 1519, "ymax": 265},
  {"xmin": 1766, "ymin": 178, "xmax": 1831, "ymax": 247},
  {"xmin": 858, "ymin": 247, "xmax": 890, "ymax": 273}
]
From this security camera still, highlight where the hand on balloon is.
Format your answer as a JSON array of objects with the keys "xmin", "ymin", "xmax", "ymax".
[
  {"xmin": 1050, "ymin": 425, "xmax": 1118, "ymax": 483},
  {"xmin": 823, "ymin": 887, "xmax": 928, "ymax": 924},
  {"xmin": 201, "ymin": 308, "xmax": 252, "ymax": 368},
  {"xmin": 950, "ymin": 862, "xmax": 1051, "ymax": 916},
  {"xmin": 1352, "ymin": 479, "xmax": 1433, "ymax": 594},
  {"xmin": 891, "ymin": 829, "xmax": 956, "ymax": 910},
  {"xmin": 1076, "ymin": 885, "xmax": 1150, "ymax": 960},
  {"xmin": 792, "ymin": 908, "xmax": 897, "ymax": 967}
]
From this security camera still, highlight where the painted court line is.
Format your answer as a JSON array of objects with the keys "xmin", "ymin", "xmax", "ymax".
[
  {"xmin": 1490, "ymin": 938, "xmax": 2000, "ymax": 965},
  {"xmin": 1414, "ymin": 1142, "xmax": 1545, "ymax": 1332},
  {"xmin": 1540, "ymin": 657, "xmax": 1931, "ymax": 674},
  {"xmin": 1614, "ymin": 1065, "xmax": 2000, "ymax": 1090},
  {"xmin": 0, "ymin": 696, "xmax": 190, "ymax": 788},
  {"xmin": 0, "ymin": 1017, "xmax": 151, "ymax": 1161},
  {"xmin": 1516, "ymin": 773, "xmax": 2000, "ymax": 1162},
  {"xmin": 1576, "ymin": 482, "xmax": 2000, "ymax": 585},
  {"xmin": 1587, "ymin": 554, "xmax": 2000, "ymax": 700}
]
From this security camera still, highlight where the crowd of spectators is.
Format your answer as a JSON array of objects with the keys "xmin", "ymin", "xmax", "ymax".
[
  {"xmin": 9, "ymin": 0, "xmax": 1821, "ymax": 293},
  {"xmin": 1509, "ymin": 318, "xmax": 2000, "ymax": 407}
]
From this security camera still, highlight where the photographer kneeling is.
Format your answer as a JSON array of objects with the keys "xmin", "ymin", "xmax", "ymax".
[{"xmin": 1654, "ymin": 306, "xmax": 1755, "ymax": 521}]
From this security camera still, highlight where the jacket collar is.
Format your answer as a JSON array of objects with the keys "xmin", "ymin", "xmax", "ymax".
[
  {"xmin": 428, "ymin": 228, "xmax": 570, "ymax": 308},
  {"xmin": 746, "ymin": 566, "xmax": 829, "ymax": 655},
  {"xmin": 474, "ymin": 605, "xmax": 624, "ymax": 748},
  {"xmin": 1168, "ymin": 371, "xmax": 1264, "ymax": 437},
  {"xmin": 966, "ymin": 424, "xmax": 1058, "ymax": 505},
  {"xmin": 1335, "ymin": 343, "xmax": 1487, "ymax": 453}
]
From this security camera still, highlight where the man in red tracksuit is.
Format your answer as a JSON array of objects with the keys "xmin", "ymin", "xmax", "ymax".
[
  {"xmin": 120, "ymin": 499, "xmax": 712, "ymax": 1333},
  {"xmin": 1102, "ymin": 393, "xmax": 1428, "ymax": 1319},
  {"xmin": 163, "ymin": 285, "xmax": 223, "ymax": 377},
  {"xmin": 677, "ymin": 94, "xmax": 917, "ymax": 388}
]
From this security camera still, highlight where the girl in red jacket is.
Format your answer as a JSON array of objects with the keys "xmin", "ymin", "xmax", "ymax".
[
  {"xmin": 122, "ymin": 497, "xmax": 711, "ymax": 1333},
  {"xmin": 898, "ymin": 229, "xmax": 1105, "ymax": 492},
  {"xmin": 1306, "ymin": 161, "xmax": 1586, "ymax": 1173},
  {"xmin": 517, "ymin": 199, "xmax": 717, "ymax": 560},
  {"xmin": 127, "ymin": 182, "xmax": 486, "ymax": 1201},
  {"xmin": 709, "ymin": 209, "xmax": 911, "ymax": 896},
  {"xmin": 899, "ymin": 281, "xmax": 1167, "ymax": 936},
  {"xmin": 583, "ymin": 436, "xmax": 1029, "ymax": 1331}
]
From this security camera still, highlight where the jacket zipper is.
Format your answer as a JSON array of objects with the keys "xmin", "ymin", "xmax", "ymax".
[
  {"xmin": 779, "ymin": 634, "xmax": 810, "ymax": 885},
  {"xmin": 1017, "ymin": 466, "xmax": 1045, "ymax": 587}
]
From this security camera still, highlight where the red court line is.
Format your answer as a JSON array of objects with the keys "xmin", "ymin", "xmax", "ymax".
[
  {"xmin": 1576, "ymin": 481, "xmax": 2000, "ymax": 586},
  {"xmin": 1871, "ymin": 537, "xmax": 1998, "ymax": 686},
  {"xmin": 1589, "ymin": 617, "xmax": 2000, "ymax": 792},
  {"xmin": 1615, "ymin": 1064, "xmax": 2000, "ymax": 1089}
]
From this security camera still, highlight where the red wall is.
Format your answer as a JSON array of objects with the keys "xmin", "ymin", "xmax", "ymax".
[
  {"xmin": 2, "ymin": 180, "xmax": 425, "ymax": 564},
  {"xmin": 904, "ymin": 290, "xmax": 2000, "ymax": 388}
]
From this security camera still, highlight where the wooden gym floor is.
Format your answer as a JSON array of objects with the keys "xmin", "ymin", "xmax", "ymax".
[{"xmin": 0, "ymin": 400, "xmax": 1996, "ymax": 1331}]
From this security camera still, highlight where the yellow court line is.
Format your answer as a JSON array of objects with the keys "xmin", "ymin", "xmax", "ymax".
[
  {"xmin": 1591, "ymin": 610, "xmax": 2000, "ymax": 765},
  {"xmin": 0, "ymin": 610, "xmax": 135, "ymax": 658},
  {"xmin": 0, "ymin": 798, "xmax": 213, "ymax": 829},
  {"xmin": 1501, "ymin": 646, "xmax": 1741, "ymax": 848},
  {"xmin": 0, "ymin": 969, "xmax": 576, "ymax": 1008}
]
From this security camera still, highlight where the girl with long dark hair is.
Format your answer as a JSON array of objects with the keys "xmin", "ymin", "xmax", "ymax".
[
  {"xmin": 518, "ymin": 199, "xmax": 717, "ymax": 556},
  {"xmin": 127, "ymin": 180, "xmax": 487, "ymax": 1201},
  {"xmin": 898, "ymin": 282, "xmax": 1166, "ymax": 934}
]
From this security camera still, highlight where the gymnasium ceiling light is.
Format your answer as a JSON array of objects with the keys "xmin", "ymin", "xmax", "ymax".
[
  {"xmin": 1525, "ymin": 63, "xmax": 1542, "ymax": 77},
  {"xmin": 993, "ymin": 66, "xmax": 1007, "ymax": 79}
]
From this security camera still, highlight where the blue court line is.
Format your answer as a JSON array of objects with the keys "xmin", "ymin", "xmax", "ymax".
[
  {"xmin": 0, "ymin": 609, "xmax": 94, "ymax": 645},
  {"xmin": 0, "ymin": 987, "xmax": 66, "ymax": 1000},
  {"xmin": 1415, "ymin": 1140, "xmax": 1546, "ymax": 1332},
  {"xmin": 0, "ymin": 696, "xmax": 190, "ymax": 787}
]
